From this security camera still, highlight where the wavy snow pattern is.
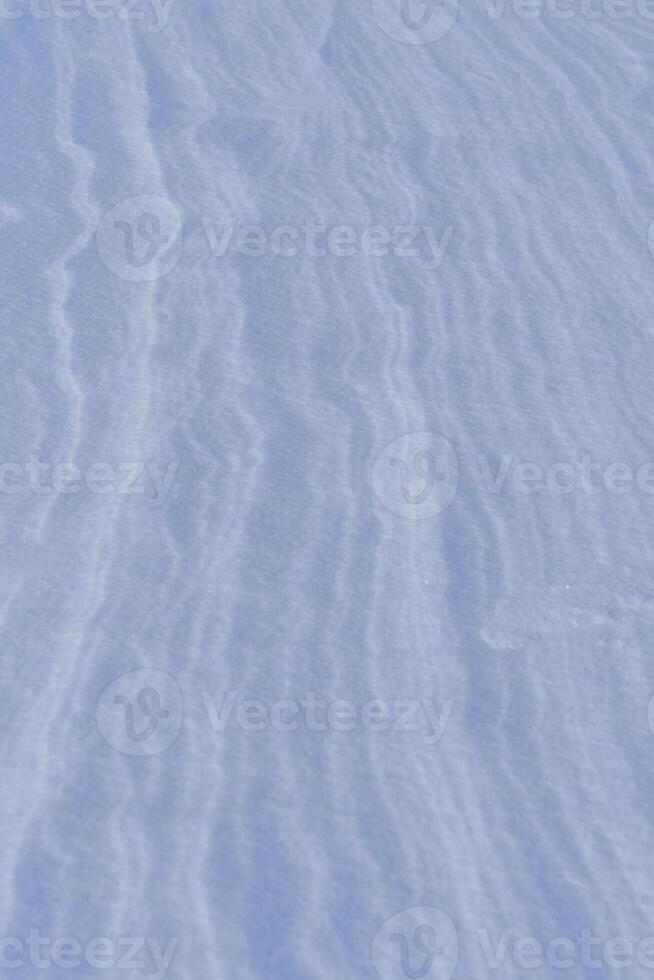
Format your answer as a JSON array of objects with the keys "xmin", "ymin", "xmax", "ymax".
[{"xmin": 2, "ymin": 2, "xmax": 654, "ymax": 978}]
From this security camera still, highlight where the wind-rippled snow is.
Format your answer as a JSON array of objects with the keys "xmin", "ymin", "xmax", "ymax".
[{"xmin": 2, "ymin": 2, "xmax": 654, "ymax": 978}]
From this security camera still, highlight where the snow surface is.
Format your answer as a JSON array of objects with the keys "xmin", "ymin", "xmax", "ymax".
[{"xmin": 2, "ymin": 1, "xmax": 654, "ymax": 978}]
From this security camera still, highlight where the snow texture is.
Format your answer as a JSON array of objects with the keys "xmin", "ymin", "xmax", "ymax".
[{"xmin": 2, "ymin": 1, "xmax": 654, "ymax": 978}]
